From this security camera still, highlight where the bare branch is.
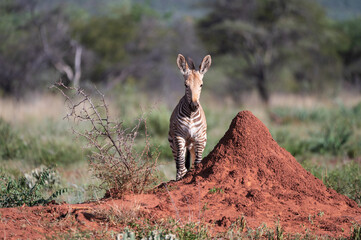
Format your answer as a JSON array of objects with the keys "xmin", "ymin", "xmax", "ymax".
[{"xmin": 51, "ymin": 82, "xmax": 159, "ymax": 198}]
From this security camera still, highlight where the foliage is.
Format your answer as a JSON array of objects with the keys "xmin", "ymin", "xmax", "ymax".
[
  {"xmin": 308, "ymin": 118, "xmax": 352, "ymax": 155},
  {"xmin": 70, "ymin": 3, "xmax": 178, "ymax": 91},
  {"xmin": 71, "ymin": 4, "xmax": 144, "ymax": 64},
  {"xmin": 0, "ymin": 167, "xmax": 67, "ymax": 208},
  {"xmin": 0, "ymin": 0, "xmax": 80, "ymax": 96},
  {"xmin": 336, "ymin": 17, "xmax": 361, "ymax": 89},
  {"xmin": 306, "ymin": 161, "xmax": 361, "ymax": 205},
  {"xmin": 198, "ymin": 0, "xmax": 343, "ymax": 102},
  {"xmin": 271, "ymin": 103, "xmax": 361, "ymax": 158},
  {"xmin": 0, "ymin": 117, "xmax": 86, "ymax": 165},
  {"xmin": 208, "ymin": 187, "xmax": 224, "ymax": 194}
]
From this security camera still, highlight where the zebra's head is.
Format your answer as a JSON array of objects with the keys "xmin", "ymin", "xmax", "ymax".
[{"xmin": 176, "ymin": 54, "xmax": 212, "ymax": 112}]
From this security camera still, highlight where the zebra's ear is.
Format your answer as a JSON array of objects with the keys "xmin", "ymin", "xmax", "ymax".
[
  {"xmin": 199, "ymin": 55, "xmax": 212, "ymax": 75},
  {"xmin": 177, "ymin": 54, "xmax": 190, "ymax": 75}
]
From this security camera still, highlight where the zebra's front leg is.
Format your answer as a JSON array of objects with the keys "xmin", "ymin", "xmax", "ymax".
[
  {"xmin": 175, "ymin": 136, "xmax": 187, "ymax": 181},
  {"xmin": 194, "ymin": 137, "xmax": 206, "ymax": 165}
]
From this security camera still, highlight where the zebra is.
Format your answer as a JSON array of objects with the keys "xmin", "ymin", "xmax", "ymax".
[{"xmin": 168, "ymin": 54, "xmax": 212, "ymax": 181}]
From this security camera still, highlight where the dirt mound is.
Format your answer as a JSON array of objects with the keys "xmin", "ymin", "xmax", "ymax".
[
  {"xmin": 0, "ymin": 111, "xmax": 360, "ymax": 238},
  {"xmin": 159, "ymin": 110, "xmax": 361, "ymax": 235},
  {"xmin": 189, "ymin": 110, "xmax": 356, "ymax": 207}
]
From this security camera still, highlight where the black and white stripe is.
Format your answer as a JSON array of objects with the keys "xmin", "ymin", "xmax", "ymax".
[
  {"xmin": 169, "ymin": 54, "xmax": 211, "ymax": 181},
  {"xmin": 168, "ymin": 96, "xmax": 207, "ymax": 180}
]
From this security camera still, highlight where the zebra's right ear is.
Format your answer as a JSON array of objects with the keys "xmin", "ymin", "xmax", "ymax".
[{"xmin": 177, "ymin": 54, "xmax": 190, "ymax": 75}]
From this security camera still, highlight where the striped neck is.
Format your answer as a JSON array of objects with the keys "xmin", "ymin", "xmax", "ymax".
[{"xmin": 181, "ymin": 95, "xmax": 199, "ymax": 118}]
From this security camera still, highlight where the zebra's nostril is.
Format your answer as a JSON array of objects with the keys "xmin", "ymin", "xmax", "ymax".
[
  {"xmin": 190, "ymin": 102, "xmax": 199, "ymax": 112},
  {"xmin": 190, "ymin": 102, "xmax": 199, "ymax": 111}
]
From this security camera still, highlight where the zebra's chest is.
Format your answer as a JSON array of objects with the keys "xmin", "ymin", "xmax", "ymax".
[{"xmin": 177, "ymin": 114, "xmax": 205, "ymax": 139}]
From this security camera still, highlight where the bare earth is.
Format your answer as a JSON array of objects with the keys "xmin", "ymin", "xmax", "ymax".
[{"xmin": 1, "ymin": 111, "xmax": 360, "ymax": 239}]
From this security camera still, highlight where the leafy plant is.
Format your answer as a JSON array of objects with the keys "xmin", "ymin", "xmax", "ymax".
[
  {"xmin": 0, "ymin": 167, "xmax": 67, "ymax": 208},
  {"xmin": 309, "ymin": 118, "xmax": 352, "ymax": 155},
  {"xmin": 208, "ymin": 187, "xmax": 224, "ymax": 194}
]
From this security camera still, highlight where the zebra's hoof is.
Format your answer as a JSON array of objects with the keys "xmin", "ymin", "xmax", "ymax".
[
  {"xmin": 176, "ymin": 171, "xmax": 187, "ymax": 181},
  {"xmin": 194, "ymin": 161, "xmax": 202, "ymax": 166}
]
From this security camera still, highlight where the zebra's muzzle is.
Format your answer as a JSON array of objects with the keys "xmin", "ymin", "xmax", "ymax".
[{"xmin": 190, "ymin": 102, "xmax": 199, "ymax": 112}]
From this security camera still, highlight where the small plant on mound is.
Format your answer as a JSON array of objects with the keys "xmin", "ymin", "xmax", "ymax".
[
  {"xmin": 208, "ymin": 187, "xmax": 224, "ymax": 194},
  {"xmin": 0, "ymin": 167, "xmax": 66, "ymax": 207},
  {"xmin": 53, "ymin": 83, "xmax": 159, "ymax": 198},
  {"xmin": 351, "ymin": 224, "xmax": 361, "ymax": 240}
]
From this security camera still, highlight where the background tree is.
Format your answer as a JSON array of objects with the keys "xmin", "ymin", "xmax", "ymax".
[
  {"xmin": 0, "ymin": 0, "xmax": 87, "ymax": 96},
  {"xmin": 336, "ymin": 18, "xmax": 361, "ymax": 90},
  {"xmin": 198, "ymin": 0, "xmax": 343, "ymax": 104}
]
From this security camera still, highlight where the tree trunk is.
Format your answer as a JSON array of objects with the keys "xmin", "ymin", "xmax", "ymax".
[{"xmin": 256, "ymin": 68, "xmax": 269, "ymax": 105}]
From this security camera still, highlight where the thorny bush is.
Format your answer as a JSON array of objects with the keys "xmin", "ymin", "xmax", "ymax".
[{"xmin": 52, "ymin": 83, "xmax": 159, "ymax": 198}]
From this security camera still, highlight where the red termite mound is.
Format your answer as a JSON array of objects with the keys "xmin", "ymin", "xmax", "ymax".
[
  {"xmin": 156, "ymin": 110, "xmax": 361, "ymax": 235},
  {"xmin": 190, "ymin": 110, "xmax": 355, "ymax": 205}
]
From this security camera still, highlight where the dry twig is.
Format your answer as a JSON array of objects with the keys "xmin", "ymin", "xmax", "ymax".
[{"xmin": 51, "ymin": 82, "xmax": 159, "ymax": 197}]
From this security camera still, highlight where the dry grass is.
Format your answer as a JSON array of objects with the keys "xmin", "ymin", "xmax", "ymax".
[
  {"xmin": 91, "ymin": 202, "xmax": 143, "ymax": 226},
  {"xmin": 0, "ymin": 93, "xmax": 120, "ymax": 124},
  {"xmin": 0, "ymin": 94, "xmax": 66, "ymax": 123}
]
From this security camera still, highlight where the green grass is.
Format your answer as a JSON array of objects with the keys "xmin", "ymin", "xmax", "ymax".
[
  {"xmin": 304, "ymin": 161, "xmax": 361, "ymax": 204},
  {"xmin": 0, "ymin": 117, "xmax": 87, "ymax": 166},
  {"xmin": 271, "ymin": 104, "xmax": 361, "ymax": 159}
]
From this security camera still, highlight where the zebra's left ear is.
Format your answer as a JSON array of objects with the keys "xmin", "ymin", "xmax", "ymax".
[
  {"xmin": 199, "ymin": 55, "xmax": 212, "ymax": 75},
  {"xmin": 177, "ymin": 54, "xmax": 190, "ymax": 75}
]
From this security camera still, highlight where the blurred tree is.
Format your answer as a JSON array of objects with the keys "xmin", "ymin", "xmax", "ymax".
[
  {"xmin": 0, "ymin": 0, "xmax": 86, "ymax": 96},
  {"xmin": 198, "ymin": 0, "xmax": 343, "ymax": 104},
  {"xmin": 71, "ymin": 4, "xmax": 177, "ymax": 91},
  {"xmin": 336, "ymin": 18, "xmax": 361, "ymax": 90}
]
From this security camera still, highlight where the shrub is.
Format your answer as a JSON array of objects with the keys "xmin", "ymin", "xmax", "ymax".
[
  {"xmin": 0, "ymin": 167, "xmax": 66, "ymax": 207},
  {"xmin": 309, "ymin": 117, "xmax": 352, "ymax": 155},
  {"xmin": 53, "ymin": 83, "xmax": 159, "ymax": 197}
]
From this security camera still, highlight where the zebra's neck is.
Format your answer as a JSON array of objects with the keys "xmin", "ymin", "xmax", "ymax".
[{"xmin": 180, "ymin": 95, "xmax": 200, "ymax": 119}]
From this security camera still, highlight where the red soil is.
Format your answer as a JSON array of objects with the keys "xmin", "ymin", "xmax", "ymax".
[{"xmin": 1, "ymin": 111, "xmax": 360, "ymax": 239}]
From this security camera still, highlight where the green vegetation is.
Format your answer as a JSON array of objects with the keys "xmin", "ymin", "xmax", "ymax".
[
  {"xmin": 0, "ymin": 117, "xmax": 86, "ymax": 166},
  {"xmin": 305, "ymin": 162, "xmax": 361, "ymax": 205},
  {"xmin": 208, "ymin": 187, "xmax": 224, "ymax": 194},
  {"xmin": 0, "ymin": 167, "xmax": 67, "ymax": 208},
  {"xmin": 197, "ymin": 0, "xmax": 343, "ymax": 103},
  {"xmin": 269, "ymin": 103, "xmax": 361, "ymax": 204},
  {"xmin": 271, "ymin": 103, "xmax": 361, "ymax": 158},
  {"xmin": 351, "ymin": 224, "xmax": 361, "ymax": 240}
]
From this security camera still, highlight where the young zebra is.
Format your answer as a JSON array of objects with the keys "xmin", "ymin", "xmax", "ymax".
[{"xmin": 168, "ymin": 54, "xmax": 212, "ymax": 181}]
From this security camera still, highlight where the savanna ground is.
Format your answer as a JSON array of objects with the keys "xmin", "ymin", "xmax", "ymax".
[{"xmin": 1, "ymin": 87, "xmax": 361, "ymax": 239}]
